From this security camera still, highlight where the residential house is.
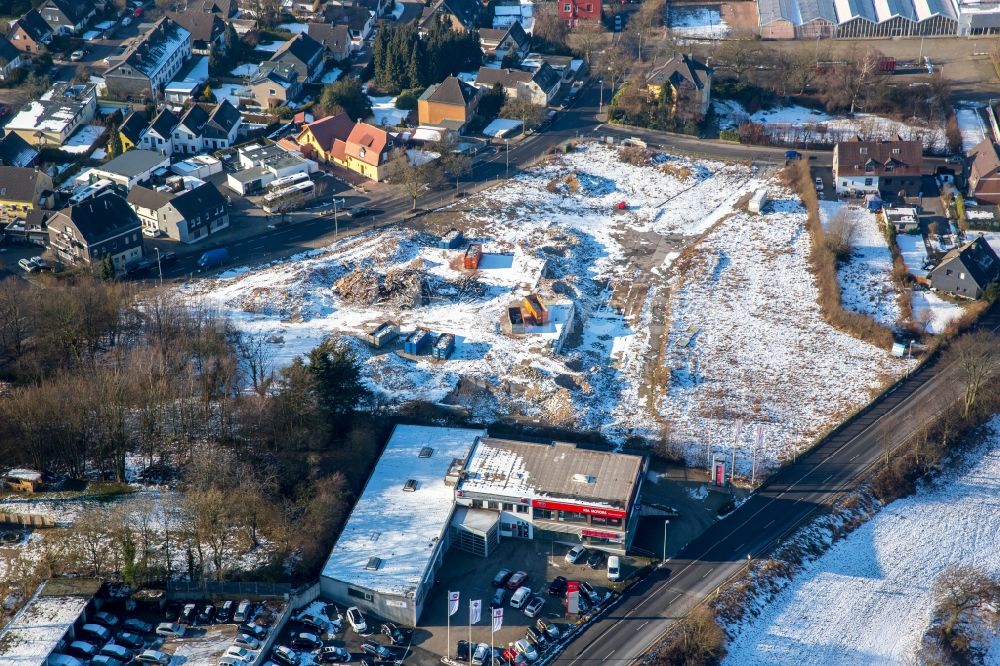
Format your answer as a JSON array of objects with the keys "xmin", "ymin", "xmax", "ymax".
[
  {"xmin": 249, "ymin": 60, "xmax": 302, "ymax": 108},
  {"xmin": 832, "ymin": 138, "xmax": 923, "ymax": 196},
  {"xmin": 128, "ymin": 180, "xmax": 229, "ymax": 243},
  {"xmin": 3, "ymin": 82, "xmax": 97, "ymax": 146},
  {"xmin": 323, "ymin": 4, "xmax": 376, "ymax": 42},
  {"xmin": 521, "ymin": 52, "xmax": 584, "ymax": 83},
  {"xmin": 171, "ymin": 99, "xmax": 242, "ymax": 154},
  {"xmin": 0, "ymin": 132, "xmax": 39, "ymax": 167},
  {"xmin": 38, "ymin": 0, "xmax": 95, "ymax": 35},
  {"xmin": 492, "ymin": 1, "xmax": 534, "ymax": 31},
  {"xmin": 295, "ymin": 112, "xmax": 355, "ymax": 164},
  {"xmin": 928, "ymin": 235, "xmax": 1000, "ymax": 299},
  {"xmin": 966, "ymin": 138, "xmax": 1000, "ymax": 205},
  {"xmin": 190, "ymin": 0, "xmax": 239, "ymax": 18},
  {"xmin": 479, "ymin": 21, "xmax": 529, "ymax": 62},
  {"xmin": 307, "ymin": 22, "xmax": 352, "ymax": 60},
  {"xmin": 226, "ymin": 142, "xmax": 315, "ymax": 194},
  {"xmin": 47, "ymin": 192, "xmax": 144, "ymax": 272},
  {"xmin": 136, "ymin": 107, "xmax": 179, "ymax": 156},
  {"xmin": 646, "ymin": 54, "xmax": 714, "ymax": 118},
  {"xmin": 343, "ymin": 122, "xmax": 400, "ymax": 181},
  {"xmin": 475, "ymin": 64, "xmax": 560, "ymax": 106},
  {"xmin": 164, "ymin": 55, "xmax": 210, "ymax": 103},
  {"xmin": 271, "ymin": 32, "xmax": 327, "ymax": 83},
  {"xmin": 417, "ymin": 76, "xmax": 480, "ymax": 131},
  {"xmin": 103, "ymin": 17, "xmax": 193, "ymax": 101},
  {"xmin": 558, "ymin": 0, "xmax": 601, "ymax": 25},
  {"xmin": 167, "ymin": 11, "xmax": 228, "ymax": 55},
  {"xmin": 89, "ymin": 149, "xmax": 171, "ymax": 189},
  {"xmin": 118, "ymin": 109, "xmax": 149, "ymax": 151},
  {"xmin": 0, "ymin": 166, "xmax": 53, "ymax": 222},
  {"xmin": 418, "ymin": 0, "xmax": 481, "ymax": 32},
  {"xmin": 6, "ymin": 9, "xmax": 53, "ymax": 55},
  {"xmin": 0, "ymin": 38, "xmax": 24, "ymax": 82}
]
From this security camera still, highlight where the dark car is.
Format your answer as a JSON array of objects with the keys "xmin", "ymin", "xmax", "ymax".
[
  {"xmin": 785, "ymin": 150, "xmax": 803, "ymax": 160},
  {"xmin": 217, "ymin": 600, "xmax": 235, "ymax": 623},
  {"xmin": 116, "ymin": 631, "xmax": 144, "ymax": 650},
  {"xmin": 586, "ymin": 551, "xmax": 604, "ymax": 569},
  {"xmin": 291, "ymin": 632, "xmax": 323, "ymax": 649},
  {"xmin": 492, "ymin": 569, "xmax": 513, "ymax": 588},
  {"xmin": 506, "ymin": 571, "xmax": 528, "ymax": 591},
  {"xmin": 197, "ymin": 604, "xmax": 216, "ymax": 624},
  {"xmin": 179, "ymin": 603, "xmax": 197, "ymax": 625},
  {"xmin": 348, "ymin": 206, "xmax": 372, "ymax": 218},
  {"xmin": 157, "ymin": 251, "xmax": 178, "ymax": 265},
  {"xmin": 578, "ymin": 580, "xmax": 598, "ymax": 603},
  {"xmin": 320, "ymin": 646, "xmax": 352, "ymax": 663},
  {"xmin": 547, "ymin": 576, "xmax": 568, "ymax": 596},
  {"xmin": 525, "ymin": 626, "xmax": 548, "ymax": 649},
  {"xmin": 381, "ymin": 622, "xmax": 410, "ymax": 645},
  {"xmin": 122, "ymin": 618, "xmax": 153, "ymax": 634},
  {"xmin": 361, "ymin": 640, "xmax": 395, "ymax": 660},
  {"xmin": 299, "ymin": 615, "xmax": 326, "ymax": 633},
  {"xmin": 457, "ymin": 640, "xmax": 471, "ymax": 661},
  {"xmin": 240, "ymin": 623, "xmax": 268, "ymax": 640},
  {"xmin": 272, "ymin": 646, "xmax": 298, "ymax": 666}
]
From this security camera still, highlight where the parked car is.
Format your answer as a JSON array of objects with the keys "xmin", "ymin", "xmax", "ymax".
[
  {"xmin": 814, "ymin": 176, "xmax": 824, "ymax": 192},
  {"xmin": 535, "ymin": 618, "xmax": 559, "ymax": 640},
  {"xmin": 18, "ymin": 258, "xmax": 37, "ymax": 272},
  {"xmin": 132, "ymin": 5, "xmax": 144, "ymax": 16},
  {"xmin": 472, "ymin": 642, "xmax": 491, "ymax": 666},
  {"xmin": 523, "ymin": 596, "xmax": 545, "ymax": 618},
  {"xmin": 80, "ymin": 623, "xmax": 112, "ymax": 643},
  {"xmin": 122, "ymin": 618, "xmax": 152, "ymax": 634},
  {"xmin": 121, "ymin": 16, "xmax": 131, "ymax": 26},
  {"xmin": 513, "ymin": 639, "xmax": 538, "ymax": 662},
  {"xmin": 136, "ymin": 650, "xmax": 170, "ymax": 665},
  {"xmin": 271, "ymin": 646, "xmax": 298, "ymax": 666},
  {"xmin": 456, "ymin": 640, "xmax": 471, "ymax": 661},
  {"xmin": 291, "ymin": 633, "xmax": 323, "ymax": 650},
  {"xmin": 198, "ymin": 603, "xmax": 216, "ymax": 624},
  {"xmin": 70, "ymin": 49, "xmax": 85, "ymax": 61},
  {"xmin": 156, "ymin": 622, "xmax": 186, "ymax": 638},
  {"xmin": 490, "ymin": 587, "xmax": 506, "ymax": 609},
  {"xmin": 547, "ymin": 576, "xmax": 567, "ymax": 596},
  {"xmin": 233, "ymin": 600, "xmax": 253, "ymax": 624},
  {"xmin": 381, "ymin": 622, "xmax": 410, "ymax": 645},
  {"xmin": 525, "ymin": 626, "xmax": 548, "ymax": 649},
  {"xmin": 66, "ymin": 642, "xmax": 98, "ymax": 659},
  {"xmin": 91, "ymin": 656, "xmax": 123, "ymax": 666},
  {"xmin": 586, "ymin": 551, "xmax": 604, "ymax": 569},
  {"xmin": 510, "ymin": 586, "xmax": 532, "ymax": 609},
  {"xmin": 240, "ymin": 622, "xmax": 268, "ymax": 639},
  {"xmin": 946, "ymin": 154, "xmax": 964, "ymax": 165},
  {"xmin": 100, "ymin": 644, "xmax": 133, "ymax": 662},
  {"xmin": 219, "ymin": 657, "xmax": 245, "ymax": 666},
  {"xmin": 225, "ymin": 646, "xmax": 255, "ymax": 662},
  {"xmin": 217, "ymin": 600, "xmax": 235, "ymax": 623},
  {"xmin": 347, "ymin": 606, "xmax": 367, "ymax": 633},
  {"xmin": 93, "ymin": 611, "xmax": 120, "ymax": 628},
  {"xmin": 361, "ymin": 640, "xmax": 395, "ymax": 660},
  {"xmin": 320, "ymin": 646, "xmax": 351, "ymax": 663},
  {"xmin": 565, "ymin": 545, "xmax": 588, "ymax": 565},
  {"xmin": 506, "ymin": 571, "xmax": 528, "ymax": 590},
  {"xmin": 180, "ymin": 603, "xmax": 197, "ymax": 624},
  {"xmin": 348, "ymin": 206, "xmax": 371, "ymax": 218},
  {"xmin": 298, "ymin": 614, "xmax": 327, "ymax": 634},
  {"xmin": 607, "ymin": 555, "xmax": 621, "ymax": 581},
  {"xmin": 233, "ymin": 634, "xmax": 261, "ymax": 650},
  {"xmin": 492, "ymin": 568, "xmax": 513, "ymax": 587},
  {"xmin": 143, "ymin": 227, "xmax": 164, "ymax": 237},
  {"xmin": 785, "ymin": 150, "xmax": 803, "ymax": 160},
  {"xmin": 157, "ymin": 250, "xmax": 178, "ymax": 265},
  {"xmin": 578, "ymin": 580, "xmax": 598, "ymax": 603},
  {"xmin": 115, "ymin": 632, "xmax": 144, "ymax": 650}
]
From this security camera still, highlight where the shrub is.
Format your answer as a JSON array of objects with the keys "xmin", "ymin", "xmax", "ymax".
[
  {"xmin": 394, "ymin": 87, "xmax": 424, "ymax": 111},
  {"xmin": 719, "ymin": 129, "xmax": 740, "ymax": 142},
  {"xmin": 654, "ymin": 606, "xmax": 727, "ymax": 666},
  {"xmin": 618, "ymin": 145, "xmax": 650, "ymax": 166}
]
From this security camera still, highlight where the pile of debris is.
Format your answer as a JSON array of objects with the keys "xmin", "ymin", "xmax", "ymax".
[{"xmin": 335, "ymin": 263, "xmax": 427, "ymax": 308}]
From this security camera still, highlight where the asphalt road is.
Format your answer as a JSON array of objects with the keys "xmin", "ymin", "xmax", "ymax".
[{"xmin": 553, "ymin": 304, "xmax": 1000, "ymax": 666}]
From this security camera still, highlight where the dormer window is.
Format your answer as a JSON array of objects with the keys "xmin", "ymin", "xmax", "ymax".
[
  {"xmin": 859, "ymin": 147, "xmax": 867, "ymax": 155},
  {"xmin": 359, "ymin": 147, "xmax": 366, "ymax": 158}
]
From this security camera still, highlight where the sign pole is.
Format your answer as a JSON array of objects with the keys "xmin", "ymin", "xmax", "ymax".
[
  {"xmin": 731, "ymin": 419, "xmax": 742, "ymax": 484},
  {"xmin": 447, "ymin": 594, "xmax": 451, "ymax": 660}
]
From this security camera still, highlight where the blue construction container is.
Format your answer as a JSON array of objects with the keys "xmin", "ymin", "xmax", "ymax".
[
  {"xmin": 403, "ymin": 328, "xmax": 432, "ymax": 355},
  {"xmin": 432, "ymin": 333, "xmax": 455, "ymax": 360},
  {"xmin": 439, "ymin": 228, "xmax": 465, "ymax": 249}
]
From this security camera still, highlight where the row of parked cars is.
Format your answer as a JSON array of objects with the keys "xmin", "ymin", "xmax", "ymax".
[
  {"xmin": 47, "ymin": 611, "xmax": 178, "ymax": 666},
  {"xmin": 265, "ymin": 605, "xmax": 409, "ymax": 666}
]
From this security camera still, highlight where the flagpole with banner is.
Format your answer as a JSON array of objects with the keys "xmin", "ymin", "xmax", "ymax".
[
  {"xmin": 491, "ymin": 607, "xmax": 503, "ymax": 661},
  {"xmin": 447, "ymin": 591, "xmax": 459, "ymax": 659},
  {"xmin": 469, "ymin": 599, "xmax": 481, "ymax": 664}
]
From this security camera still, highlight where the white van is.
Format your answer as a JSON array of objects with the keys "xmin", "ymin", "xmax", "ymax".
[
  {"xmin": 510, "ymin": 586, "xmax": 532, "ymax": 609},
  {"xmin": 607, "ymin": 556, "xmax": 621, "ymax": 581}
]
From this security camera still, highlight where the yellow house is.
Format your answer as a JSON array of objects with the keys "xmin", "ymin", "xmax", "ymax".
[
  {"xmin": 295, "ymin": 112, "xmax": 356, "ymax": 164},
  {"xmin": 342, "ymin": 122, "xmax": 401, "ymax": 182},
  {"xmin": 0, "ymin": 166, "xmax": 54, "ymax": 222},
  {"xmin": 118, "ymin": 109, "xmax": 149, "ymax": 152}
]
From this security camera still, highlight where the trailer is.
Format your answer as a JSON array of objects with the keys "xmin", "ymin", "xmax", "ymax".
[
  {"xmin": 432, "ymin": 333, "xmax": 455, "ymax": 360},
  {"xmin": 439, "ymin": 228, "xmax": 465, "ymax": 249},
  {"xmin": 365, "ymin": 321, "xmax": 399, "ymax": 348},
  {"xmin": 403, "ymin": 328, "xmax": 433, "ymax": 355},
  {"xmin": 464, "ymin": 243, "xmax": 483, "ymax": 269},
  {"xmin": 748, "ymin": 189, "xmax": 768, "ymax": 214}
]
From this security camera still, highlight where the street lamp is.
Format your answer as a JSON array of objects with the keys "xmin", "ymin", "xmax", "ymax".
[
  {"xmin": 662, "ymin": 519, "xmax": 670, "ymax": 563},
  {"xmin": 154, "ymin": 247, "xmax": 162, "ymax": 287},
  {"xmin": 332, "ymin": 197, "xmax": 345, "ymax": 238},
  {"xmin": 598, "ymin": 79, "xmax": 605, "ymax": 114}
]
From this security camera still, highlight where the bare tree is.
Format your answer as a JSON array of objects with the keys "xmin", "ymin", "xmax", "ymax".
[
  {"xmin": 388, "ymin": 155, "xmax": 444, "ymax": 210},
  {"xmin": 233, "ymin": 329, "xmax": 274, "ymax": 396},
  {"xmin": 500, "ymin": 97, "xmax": 547, "ymax": 134},
  {"xmin": 928, "ymin": 565, "xmax": 1000, "ymax": 646},
  {"xmin": 0, "ymin": 278, "xmax": 32, "ymax": 358},
  {"xmin": 601, "ymin": 42, "xmax": 631, "ymax": 94},
  {"xmin": 825, "ymin": 209, "xmax": 858, "ymax": 261},
  {"xmin": 570, "ymin": 21, "xmax": 604, "ymax": 64},
  {"xmin": 944, "ymin": 330, "xmax": 1000, "ymax": 417},
  {"xmin": 715, "ymin": 32, "xmax": 762, "ymax": 83}
]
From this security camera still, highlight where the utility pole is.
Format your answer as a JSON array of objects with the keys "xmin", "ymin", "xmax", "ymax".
[
  {"xmin": 154, "ymin": 247, "xmax": 162, "ymax": 287},
  {"xmin": 505, "ymin": 139, "xmax": 509, "ymax": 175},
  {"xmin": 662, "ymin": 519, "xmax": 670, "ymax": 563},
  {"xmin": 599, "ymin": 79, "xmax": 605, "ymax": 114}
]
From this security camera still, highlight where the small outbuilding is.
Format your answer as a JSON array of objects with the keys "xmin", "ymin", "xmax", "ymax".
[
  {"xmin": 3, "ymin": 469, "xmax": 43, "ymax": 493},
  {"xmin": 883, "ymin": 206, "xmax": 920, "ymax": 233},
  {"xmin": 432, "ymin": 333, "xmax": 455, "ymax": 360}
]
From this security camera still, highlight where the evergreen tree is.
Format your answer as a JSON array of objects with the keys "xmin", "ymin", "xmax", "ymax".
[
  {"xmin": 96, "ymin": 256, "xmax": 116, "ymax": 281},
  {"xmin": 306, "ymin": 338, "xmax": 368, "ymax": 421},
  {"xmin": 108, "ymin": 129, "xmax": 123, "ymax": 158}
]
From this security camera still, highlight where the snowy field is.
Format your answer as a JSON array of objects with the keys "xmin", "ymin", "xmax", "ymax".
[
  {"xmin": 661, "ymin": 192, "xmax": 913, "ymax": 473},
  {"xmin": 368, "ymin": 95, "xmax": 409, "ymax": 127},
  {"xmin": 911, "ymin": 290, "xmax": 965, "ymax": 334},
  {"xmin": 724, "ymin": 417, "xmax": 1000, "ymax": 666},
  {"xmin": 955, "ymin": 104, "xmax": 987, "ymax": 152},
  {"xmin": 819, "ymin": 201, "xmax": 901, "ymax": 329},
  {"xmin": 668, "ymin": 5, "xmax": 729, "ymax": 38},
  {"xmin": 715, "ymin": 101, "xmax": 947, "ymax": 152}
]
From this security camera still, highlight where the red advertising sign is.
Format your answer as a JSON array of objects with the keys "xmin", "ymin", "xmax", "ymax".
[
  {"xmin": 565, "ymin": 581, "xmax": 580, "ymax": 614},
  {"xmin": 531, "ymin": 499, "xmax": 626, "ymax": 519},
  {"xmin": 714, "ymin": 461, "xmax": 726, "ymax": 487},
  {"xmin": 581, "ymin": 528, "xmax": 623, "ymax": 541}
]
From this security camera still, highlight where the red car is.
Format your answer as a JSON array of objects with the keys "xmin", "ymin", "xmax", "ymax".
[
  {"xmin": 506, "ymin": 571, "xmax": 528, "ymax": 591},
  {"xmin": 615, "ymin": 201, "xmax": 628, "ymax": 210},
  {"xmin": 132, "ymin": 5, "xmax": 144, "ymax": 17}
]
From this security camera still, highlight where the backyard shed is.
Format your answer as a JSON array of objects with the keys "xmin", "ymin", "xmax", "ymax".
[{"xmin": 522, "ymin": 294, "xmax": 548, "ymax": 325}]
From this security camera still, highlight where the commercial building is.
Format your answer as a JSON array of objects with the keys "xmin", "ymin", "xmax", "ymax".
[
  {"xmin": 3, "ymin": 82, "xmax": 97, "ymax": 147},
  {"xmin": 89, "ymin": 150, "xmax": 171, "ymax": 189},
  {"xmin": 757, "ymin": 0, "xmax": 961, "ymax": 37},
  {"xmin": 226, "ymin": 142, "xmax": 316, "ymax": 195},
  {"xmin": 320, "ymin": 425, "xmax": 645, "ymax": 626}
]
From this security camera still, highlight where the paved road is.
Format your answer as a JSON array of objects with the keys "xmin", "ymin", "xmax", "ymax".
[{"xmin": 553, "ymin": 304, "xmax": 1000, "ymax": 666}]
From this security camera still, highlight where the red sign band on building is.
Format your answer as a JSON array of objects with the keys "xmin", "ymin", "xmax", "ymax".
[
  {"xmin": 581, "ymin": 528, "xmax": 623, "ymax": 541},
  {"xmin": 531, "ymin": 499, "xmax": 627, "ymax": 519}
]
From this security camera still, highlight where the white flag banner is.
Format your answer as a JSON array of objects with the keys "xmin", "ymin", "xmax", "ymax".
[
  {"xmin": 492, "ymin": 607, "xmax": 503, "ymax": 632},
  {"xmin": 470, "ymin": 599, "xmax": 482, "ymax": 624},
  {"xmin": 755, "ymin": 424, "xmax": 766, "ymax": 449},
  {"xmin": 448, "ymin": 591, "xmax": 460, "ymax": 617}
]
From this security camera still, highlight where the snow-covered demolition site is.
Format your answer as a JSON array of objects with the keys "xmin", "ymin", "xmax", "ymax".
[{"xmin": 183, "ymin": 142, "xmax": 913, "ymax": 473}]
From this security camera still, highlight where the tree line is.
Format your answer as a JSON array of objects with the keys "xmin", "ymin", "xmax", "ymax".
[{"xmin": 371, "ymin": 18, "xmax": 482, "ymax": 95}]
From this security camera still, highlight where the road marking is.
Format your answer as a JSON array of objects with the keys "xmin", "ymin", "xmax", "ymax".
[
  {"xmin": 701, "ymin": 568, "xmax": 713, "ymax": 579},
  {"xmin": 824, "ymin": 473, "xmax": 835, "ymax": 483},
  {"xmin": 635, "ymin": 621, "xmax": 648, "ymax": 632},
  {"xmin": 605, "ymin": 650, "xmax": 616, "ymax": 660},
  {"xmin": 764, "ymin": 520, "xmax": 775, "ymax": 529}
]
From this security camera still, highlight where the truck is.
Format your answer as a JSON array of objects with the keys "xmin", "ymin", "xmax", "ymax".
[{"xmin": 198, "ymin": 248, "xmax": 230, "ymax": 269}]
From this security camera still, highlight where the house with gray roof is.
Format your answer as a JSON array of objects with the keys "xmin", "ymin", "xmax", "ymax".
[
  {"xmin": 928, "ymin": 235, "xmax": 1000, "ymax": 299},
  {"xmin": 37, "ymin": 0, "xmax": 94, "ymax": 35},
  {"xmin": 270, "ymin": 32, "xmax": 327, "ymax": 83},
  {"xmin": 0, "ymin": 166, "xmax": 53, "ymax": 222},
  {"xmin": 7, "ymin": 9, "xmax": 53, "ymax": 54},
  {"xmin": 103, "ymin": 17, "xmax": 193, "ymax": 101},
  {"xmin": 89, "ymin": 149, "xmax": 171, "ymax": 189},
  {"xmin": 48, "ymin": 192, "xmax": 144, "ymax": 272},
  {"xmin": 0, "ymin": 132, "xmax": 39, "ymax": 167},
  {"xmin": 307, "ymin": 22, "xmax": 352, "ymax": 60},
  {"xmin": 172, "ymin": 99, "xmax": 242, "ymax": 154},
  {"xmin": 250, "ymin": 60, "xmax": 302, "ymax": 108},
  {"xmin": 136, "ymin": 108, "xmax": 180, "ymax": 156},
  {"xmin": 166, "ymin": 10, "xmax": 228, "ymax": 54},
  {"xmin": 646, "ymin": 54, "xmax": 714, "ymax": 118},
  {"xmin": 128, "ymin": 180, "xmax": 229, "ymax": 243},
  {"xmin": 475, "ymin": 63, "xmax": 560, "ymax": 106}
]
